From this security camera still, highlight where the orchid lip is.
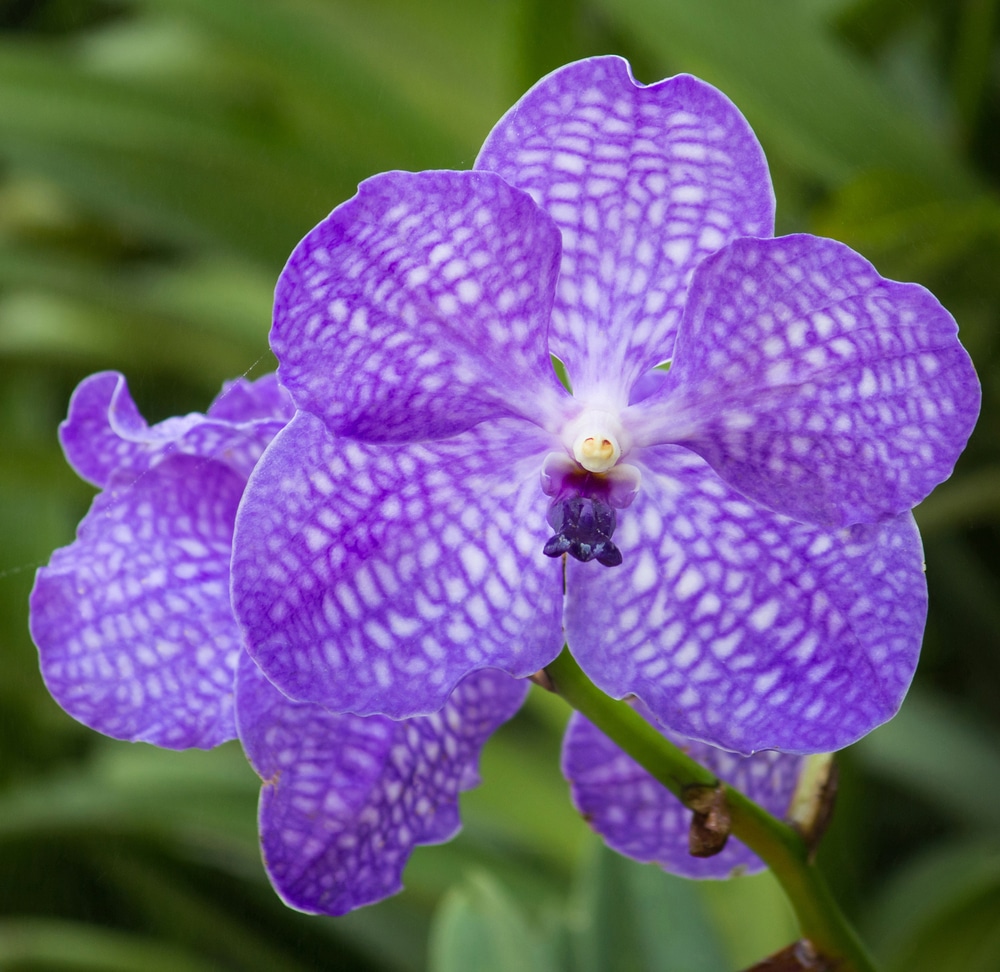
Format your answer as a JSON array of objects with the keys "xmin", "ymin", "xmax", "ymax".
[
  {"xmin": 543, "ymin": 495, "xmax": 623, "ymax": 567},
  {"xmin": 539, "ymin": 453, "xmax": 641, "ymax": 567}
]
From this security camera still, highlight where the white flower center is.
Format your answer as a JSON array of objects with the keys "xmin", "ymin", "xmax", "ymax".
[{"xmin": 566, "ymin": 410, "xmax": 625, "ymax": 473}]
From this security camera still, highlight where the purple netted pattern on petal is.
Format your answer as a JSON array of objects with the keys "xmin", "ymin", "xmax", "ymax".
[
  {"xmin": 273, "ymin": 170, "xmax": 569, "ymax": 442},
  {"xmin": 562, "ymin": 710, "xmax": 805, "ymax": 878},
  {"xmin": 566, "ymin": 446, "xmax": 926, "ymax": 755},
  {"xmin": 629, "ymin": 235, "xmax": 981, "ymax": 526},
  {"xmin": 32, "ymin": 371, "xmax": 294, "ymax": 749},
  {"xmin": 60, "ymin": 371, "xmax": 293, "ymax": 486},
  {"xmin": 37, "ymin": 367, "xmax": 541, "ymax": 915},
  {"xmin": 233, "ymin": 411, "xmax": 563, "ymax": 718},
  {"xmin": 31, "ymin": 455, "xmax": 244, "ymax": 748},
  {"xmin": 477, "ymin": 56, "xmax": 775, "ymax": 399},
  {"xmin": 236, "ymin": 653, "xmax": 528, "ymax": 915}
]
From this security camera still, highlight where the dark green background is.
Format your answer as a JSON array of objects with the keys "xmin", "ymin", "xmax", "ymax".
[{"xmin": 1, "ymin": 1, "xmax": 998, "ymax": 969}]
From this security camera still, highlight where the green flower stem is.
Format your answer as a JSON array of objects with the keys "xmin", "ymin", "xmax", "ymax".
[{"xmin": 544, "ymin": 646, "xmax": 878, "ymax": 972}]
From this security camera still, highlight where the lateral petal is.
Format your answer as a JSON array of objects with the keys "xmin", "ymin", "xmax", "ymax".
[
  {"xmin": 232, "ymin": 411, "xmax": 563, "ymax": 718},
  {"xmin": 565, "ymin": 446, "xmax": 926, "ymax": 755},
  {"xmin": 628, "ymin": 235, "xmax": 981, "ymax": 526}
]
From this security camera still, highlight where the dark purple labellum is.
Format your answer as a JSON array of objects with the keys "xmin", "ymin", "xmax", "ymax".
[{"xmin": 543, "ymin": 495, "xmax": 623, "ymax": 567}]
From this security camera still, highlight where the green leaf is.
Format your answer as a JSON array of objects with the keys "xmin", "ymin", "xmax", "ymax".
[
  {"xmin": 136, "ymin": 0, "xmax": 473, "ymax": 166},
  {"xmin": 699, "ymin": 871, "xmax": 800, "ymax": 970},
  {"xmin": 0, "ymin": 40, "xmax": 347, "ymax": 263},
  {"xmin": 569, "ymin": 841, "xmax": 730, "ymax": 972},
  {"xmin": 864, "ymin": 840, "xmax": 1000, "ymax": 972},
  {"xmin": 0, "ymin": 245, "xmax": 273, "ymax": 390},
  {"xmin": 428, "ymin": 872, "xmax": 558, "ymax": 972},
  {"xmin": 853, "ymin": 688, "xmax": 1000, "ymax": 830},
  {"xmin": 0, "ymin": 918, "xmax": 220, "ymax": 972},
  {"xmin": 915, "ymin": 466, "xmax": 1000, "ymax": 533},
  {"xmin": 0, "ymin": 740, "xmax": 261, "ymax": 850}
]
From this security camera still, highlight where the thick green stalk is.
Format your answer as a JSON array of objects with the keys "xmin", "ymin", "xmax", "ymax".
[{"xmin": 544, "ymin": 646, "xmax": 878, "ymax": 972}]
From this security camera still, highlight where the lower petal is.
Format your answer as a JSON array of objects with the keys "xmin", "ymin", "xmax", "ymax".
[
  {"xmin": 232, "ymin": 412, "xmax": 564, "ymax": 718},
  {"xmin": 562, "ymin": 709, "xmax": 807, "ymax": 878},
  {"xmin": 564, "ymin": 446, "xmax": 926, "ymax": 755},
  {"xmin": 236, "ymin": 652, "xmax": 527, "ymax": 916}
]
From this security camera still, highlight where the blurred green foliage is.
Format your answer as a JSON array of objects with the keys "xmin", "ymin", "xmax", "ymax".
[{"xmin": 1, "ymin": 0, "xmax": 998, "ymax": 969}]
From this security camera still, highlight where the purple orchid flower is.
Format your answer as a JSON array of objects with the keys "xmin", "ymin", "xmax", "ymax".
[
  {"xmin": 563, "ymin": 710, "xmax": 807, "ymax": 878},
  {"xmin": 29, "ymin": 372, "xmax": 527, "ymax": 915},
  {"xmin": 230, "ymin": 55, "xmax": 979, "ymax": 759}
]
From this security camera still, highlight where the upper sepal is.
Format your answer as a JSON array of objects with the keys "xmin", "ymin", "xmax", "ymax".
[{"xmin": 477, "ymin": 55, "xmax": 775, "ymax": 399}]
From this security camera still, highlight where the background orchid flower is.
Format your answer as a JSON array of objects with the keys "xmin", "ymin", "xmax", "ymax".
[
  {"xmin": 29, "ymin": 372, "xmax": 527, "ymax": 915},
  {"xmin": 563, "ymin": 708, "xmax": 810, "ymax": 879},
  {"xmin": 231, "ymin": 56, "xmax": 979, "ymax": 758}
]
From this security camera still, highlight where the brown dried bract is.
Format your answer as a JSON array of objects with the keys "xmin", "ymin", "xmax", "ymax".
[
  {"xmin": 683, "ymin": 783, "xmax": 732, "ymax": 857},
  {"xmin": 786, "ymin": 754, "xmax": 840, "ymax": 857},
  {"xmin": 740, "ymin": 939, "xmax": 838, "ymax": 972}
]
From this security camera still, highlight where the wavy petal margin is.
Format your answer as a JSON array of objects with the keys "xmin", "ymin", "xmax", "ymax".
[
  {"xmin": 629, "ymin": 235, "xmax": 981, "ymax": 526},
  {"xmin": 236, "ymin": 654, "xmax": 527, "ymax": 915},
  {"xmin": 31, "ymin": 456, "xmax": 244, "ymax": 748}
]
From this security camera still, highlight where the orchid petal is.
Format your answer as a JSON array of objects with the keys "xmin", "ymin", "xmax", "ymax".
[
  {"xmin": 477, "ymin": 55, "xmax": 775, "ymax": 402},
  {"xmin": 563, "ymin": 709, "xmax": 806, "ymax": 878},
  {"xmin": 232, "ymin": 411, "xmax": 563, "ymax": 718},
  {"xmin": 60, "ymin": 371, "xmax": 292, "ymax": 486},
  {"xmin": 272, "ymin": 169, "xmax": 569, "ymax": 442},
  {"xmin": 30, "ymin": 455, "xmax": 244, "ymax": 748},
  {"xmin": 59, "ymin": 371, "xmax": 181, "ymax": 487},
  {"xmin": 237, "ymin": 653, "xmax": 527, "ymax": 915},
  {"xmin": 628, "ymin": 235, "xmax": 981, "ymax": 526},
  {"xmin": 565, "ymin": 446, "xmax": 926, "ymax": 755},
  {"xmin": 207, "ymin": 372, "xmax": 294, "ymax": 424}
]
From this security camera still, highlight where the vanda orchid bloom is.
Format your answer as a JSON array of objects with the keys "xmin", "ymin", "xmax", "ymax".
[
  {"xmin": 29, "ymin": 372, "xmax": 528, "ymax": 915},
  {"xmin": 232, "ymin": 55, "xmax": 979, "ymax": 759}
]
